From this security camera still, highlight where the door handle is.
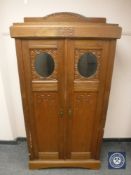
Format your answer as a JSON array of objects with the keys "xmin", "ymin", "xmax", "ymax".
[
  {"xmin": 68, "ymin": 108, "xmax": 72, "ymax": 117},
  {"xmin": 59, "ymin": 109, "xmax": 64, "ymax": 117}
]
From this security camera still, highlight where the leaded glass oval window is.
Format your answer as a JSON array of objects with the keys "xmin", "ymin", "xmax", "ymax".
[
  {"xmin": 78, "ymin": 52, "xmax": 97, "ymax": 78},
  {"xmin": 35, "ymin": 53, "xmax": 54, "ymax": 77}
]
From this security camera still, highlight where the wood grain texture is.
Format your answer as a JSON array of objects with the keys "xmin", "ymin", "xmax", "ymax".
[
  {"xmin": 74, "ymin": 81, "xmax": 99, "ymax": 91},
  {"xmin": 29, "ymin": 159, "xmax": 101, "ymax": 169},
  {"xmin": 10, "ymin": 12, "xmax": 121, "ymax": 39},
  {"xmin": 15, "ymin": 39, "xmax": 34, "ymax": 159},
  {"xmin": 24, "ymin": 12, "xmax": 106, "ymax": 23},
  {"xmin": 10, "ymin": 24, "xmax": 121, "ymax": 38},
  {"xmin": 20, "ymin": 39, "xmax": 65, "ymax": 160},
  {"xmin": 33, "ymin": 92, "xmax": 59, "ymax": 153},
  {"xmin": 32, "ymin": 82, "xmax": 58, "ymax": 91},
  {"xmin": 90, "ymin": 41, "xmax": 111, "ymax": 159},
  {"xmin": 38, "ymin": 152, "xmax": 59, "ymax": 160},
  {"xmin": 94, "ymin": 40, "xmax": 117, "ymax": 159},
  {"xmin": 71, "ymin": 152, "xmax": 91, "ymax": 160}
]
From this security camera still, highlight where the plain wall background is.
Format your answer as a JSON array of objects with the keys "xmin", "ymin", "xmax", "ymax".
[{"xmin": 0, "ymin": 0, "xmax": 131, "ymax": 140}]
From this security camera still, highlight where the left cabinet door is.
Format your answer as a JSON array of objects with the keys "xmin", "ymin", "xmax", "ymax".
[{"xmin": 20, "ymin": 39, "xmax": 65, "ymax": 160}]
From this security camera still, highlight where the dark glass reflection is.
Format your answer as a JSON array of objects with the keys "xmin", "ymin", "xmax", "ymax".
[
  {"xmin": 78, "ymin": 52, "xmax": 97, "ymax": 78},
  {"xmin": 35, "ymin": 52, "xmax": 54, "ymax": 77}
]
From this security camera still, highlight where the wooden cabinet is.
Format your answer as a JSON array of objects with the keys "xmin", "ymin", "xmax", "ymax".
[{"xmin": 10, "ymin": 12, "xmax": 122, "ymax": 169}]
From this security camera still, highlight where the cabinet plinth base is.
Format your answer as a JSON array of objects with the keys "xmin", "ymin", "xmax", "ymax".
[{"xmin": 29, "ymin": 159, "xmax": 101, "ymax": 169}]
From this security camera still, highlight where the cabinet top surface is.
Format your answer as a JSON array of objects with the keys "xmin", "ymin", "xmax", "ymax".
[{"xmin": 10, "ymin": 12, "xmax": 122, "ymax": 39}]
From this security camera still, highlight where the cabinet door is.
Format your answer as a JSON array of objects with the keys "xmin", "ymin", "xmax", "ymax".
[
  {"xmin": 66, "ymin": 39, "xmax": 109, "ymax": 160},
  {"xmin": 21, "ymin": 39, "xmax": 65, "ymax": 160}
]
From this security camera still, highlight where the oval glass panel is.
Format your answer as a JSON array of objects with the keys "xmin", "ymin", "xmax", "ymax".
[
  {"xmin": 78, "ymin": 52, "xmax": 97, "ymax": 78},
  {"xmin": 35, "ymin": 52, "xmax": 54, "ymax": 77}
]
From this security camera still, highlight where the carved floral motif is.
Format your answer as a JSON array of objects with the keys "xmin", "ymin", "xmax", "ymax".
[
  {"xmin": 35, "ymin": 93, "xmax": 56, "ymax": 104},
  {"xmin": 75, "ymin": 49, "xmax": 102, "ymax": 80},
  {"xmin": 76, "ymin": 94, "xmax": 91, "ymax": 101},
  {"xmin": 76, "ymin": 93, "xmax": 93, "ymax": 104},
  {"xmin": 57, "ymin": 27, "xmax": 74, "ymax": 36},
  {"xmin": 30, "ymin": 49, "xmax": 57, "ymax": 81}
]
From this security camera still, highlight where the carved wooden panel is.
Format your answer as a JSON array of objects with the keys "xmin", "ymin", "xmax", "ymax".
[
  {"xmin": 30, "ymin": 48, "xmax": 57, "ymax": 81},
  {"xmin": 70, "ymin": 92, "xmax": 98, "ymax": 152},
  {"xmin": 76, "ymin": 93, "xmax": 94, "ymax": 104},
  {"xmin": 33, "ymin": 92, "xmax": 59, "ymax": 153},
  {"xmin": 35, "ymin": 93, "xmax": 56, "ymax": 104},
  {"xmin": 57, "ymin": 27, "xmax": 74, "ymax": 36},
  {"xmin": 74, "ymin": 49, "xmax": 102, "ymax": 80},
  {"xmin": 38, "ymin": 152, "xmax": 59, "ymax": 160},
  {"xmin": 71, "ymin": 152, "xmax": 91, "ymax": 160},
  {"xmin": 32, "ymin": 82, "xmax": 58, "ymax": 91}
]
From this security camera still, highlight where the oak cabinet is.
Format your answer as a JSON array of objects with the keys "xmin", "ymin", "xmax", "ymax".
[{"xmin": 10, "ymin": 12, "xmax": 122, "ymax": 169}]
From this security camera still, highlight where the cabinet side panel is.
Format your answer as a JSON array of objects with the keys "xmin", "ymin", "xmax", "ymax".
[
  {"xmin": 93, "ymin": 40, "xmax": 117, "ymax": 159},
  {"xmin": 21, "ymin": 40, "xmax": 40, "ymax": 159},
  {"xmin": 15, "ymin": 39, "xmax": 34, "ymax": 159}
]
